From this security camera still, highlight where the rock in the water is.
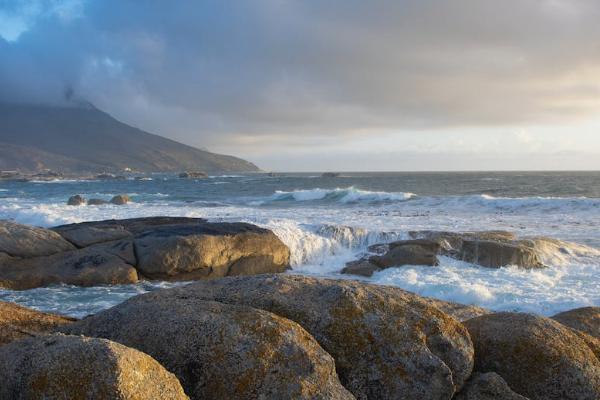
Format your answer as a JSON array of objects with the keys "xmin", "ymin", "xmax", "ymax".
[
  {"xmin": 459, "ymin": 240, "xmax": 545, "ymax": 269},
  {"xmin": 151, "ymin": 274, "xmax": 474, "ymax": 400},
  {"xmin": 134, "ymin": 222, "xmax": 290, "ymax": 280},
  {"xmin": 63, "ymin": 297, "xmax": 353, "ymax": 400},
  {"xmin": 0, "ymin": 245, "xmax": 138, "ymax": 290},
  {"xmin": 552, "ymin": 307, "xmax": 600, "ymax": 339},
  {"xmin": 0, "ymin": 334, "xmax": 188, "ymax": 399},
  {"xmin": 464, "ymin": 312, "xmax": 600, "ymax": 400},
  {"xmin": 454, "ymin": 372, "xmax": 529, "ymax": 400},
  {"xmin": 87, "ymin": 198, "xmax": 109, "ymax": 205},
  {"xmin": 67, "ymin": 194, "xmax": 86, "ymax": 206},
  {"xmin": 0, "ymin": 301, "xmax": 75, "ymax": 346},
  {"xmin": 341, "ymin": 258, "xmax": 381, "ymax": 277},
  {"xmin": 408, "ymin": 231, "xmax": 547, "ymax": 268},
  {"xmin": 0, "ymin": 220, "xmax": 75, "ymax": 258},
  {"xmin": 321, "ymin": 172, "xmax": 340, "ymax": 178},
  {"xmin": 110, "ymin": 194, "xmax": 131, "ymax": 205},
  {"xmin": 52, "ymin": 223, "xmax": 133, "ymax": 248},
  {"xmin": 370, "ymin": 239, "xmax": 440, "ymax": 268},
  {"xmin": 179, "ymin": 171, "xmax": 208, "ymax": 179}
]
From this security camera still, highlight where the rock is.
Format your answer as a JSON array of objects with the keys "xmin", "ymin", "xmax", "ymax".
[
  {"xmin": 153, "ymin": 274, "xmax": 475, "ymax": 400},
  {"xmin": 321, "ymin": 172, "xmax": 340, "ymax": 178},
  {"xmin": 464, "ymin": 312, "xmax": 600, "ymax": 400},
  {"xmin": 134, "ymin": 222, "xmax": 290, "ymax": 280},
  {"xmin": 0, "ymin": 334, "xmax": 188, "ymax": 399},
  {"xmin": 454, "ymin": 372, "xmax": 529, "ymax": 400},
  {"xmin": 370, "ymin": 239, "xmax": 440, "ymax": 268},
  {"xmin": 62, "ymin": 297, "xmax": 353, "ymax": 400},
  {"xmin": 0, "ymin": 301, "xmax": 75, "ymax": 346},
  {"xmin": 552, "ymin": 307, "xmax": 600, "ymax": 339},
  {"xmin": 0, "ymin": 220, "xmax": 75, "ymax": 258},
  {"xmin": 179, "ymin": 171, "xmax": 208, "ymax": 179},
  {"xmin": 87, "ymin": 198, "xmax": 109, "ymax": 205},
  {"xmin": 0, "ymin": 245, "xmax": 138, "ymax": 290},
  {"xmin": 2, "ymin": 218, "xmax": 290, "ymax": 288},
  {"xmin": 110, "ymin": 194, "xmax": 131, "ymax": 205},
  {"xmin": 460, "ymin": 240, "xmax": 545, "ymax": 269},
  {"xmin": 341, "ymin": 258, "xmax": 381, "ymax": 277},
  {"xmin": 52, "ymin": 223, "xmax": 133, "ymax": 248},
  {"xmin": 67, "ymin": 194, "xmax": 86, "ymax": 206},
  {"xmin": 407, "ymin": 231, "xmax": 546, "ymax": 268}
]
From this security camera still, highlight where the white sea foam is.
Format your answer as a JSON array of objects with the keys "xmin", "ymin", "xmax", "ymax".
[{"xmin": 260, "ymin": 187, "xmax": 416, "ymax": 204}]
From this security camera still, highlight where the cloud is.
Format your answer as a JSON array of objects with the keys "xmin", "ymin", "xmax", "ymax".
[{"xmin": 1, "ymin": 0, "xmax": 600, "ymax": 160}]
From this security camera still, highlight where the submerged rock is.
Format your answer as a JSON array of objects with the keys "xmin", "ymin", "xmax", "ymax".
[
  {"xmin": 0, "ymin": 220, "xmax": 75, "ymax": 258},
  {"xmin": 149, "ymin": 274, "xmax": 475, "ymax": 400},
  {"xmin": 454, "ymin": 372, "xmax": 529, "ymax": 400},
  {"xmin": 0, "ymin": 301, "xmax": 75, "ymax": 346},
  {"xmin": 0, "ymin": 334, "xmax": 188, "ymax": 399},
  {"xmin": 552, "ymin": 306, "xmax": 600, "ymax": 339},
  {"xmin": 67, "ymin": 194, "xmax": 86, "ymax": 206},
  {"xmin": 63, "ymin": 297, "xmax": 353, "ymax": 400},
  {"xmin": 464, "ymin": 312, "xmax": 600, "ymax": 400},
  {"xmin": 110, "ymin": 194, "xmax": 131, "ymax": 205}
]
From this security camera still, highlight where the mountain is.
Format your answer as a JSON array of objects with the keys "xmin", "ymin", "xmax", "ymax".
[{"xmin": 0, "ymin": 103, "xmax": 260, "ymax": 174}]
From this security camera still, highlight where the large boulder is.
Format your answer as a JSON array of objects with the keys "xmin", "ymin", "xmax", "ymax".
[
  {"xmin": 133, "ymin": 222, "xmax": 290, "ymax": 280},
  {"xmin": 0, "ymin": 245, "xmax": 138, "ymax": 290},
  {"xmin": 454, "ymin": 372, "xmax": 529, "ymax": 400},
  {"xmin": 0, "ymin": 334, "xmax": 188, "ymax": 399},
  {"xmin": 464, "ymin": 312, "xmax": 600, "ymax": 400},
  {"xmin": 0, "ymin": 301, "xmax": 75, "ymax": 346},
  {"xmin": 552, "ymin": 307, "xmax": 600, "ymax": 339},
  {"xmin": 147, "ymin": 275, "xmax": 475, "ymax": 400},
  {"xmin": 0, "ymin": 220, "xmax": 75, "ymax": 258},
  {"xmin": 62, "ymin": 297, "xmax": 353, "ymax": 400}
]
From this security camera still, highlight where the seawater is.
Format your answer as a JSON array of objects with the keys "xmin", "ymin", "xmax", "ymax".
[{"xmin": 0, "ymin": 171, "xmax": 599, "ymax": 318}]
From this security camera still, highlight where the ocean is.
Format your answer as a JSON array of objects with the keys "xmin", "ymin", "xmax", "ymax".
[{"xmin": 1, "ymin": 171, "xmax": 599, "ymax": 318}]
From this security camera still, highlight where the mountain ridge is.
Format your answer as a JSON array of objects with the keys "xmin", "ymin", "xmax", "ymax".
[{"xmin": 0, "ymin": 103, "xmax": 260, "ymax": 174}]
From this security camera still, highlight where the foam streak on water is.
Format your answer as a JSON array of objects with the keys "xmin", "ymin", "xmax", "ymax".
[{"xmin": 0, "ymin": 172, "xmax": 598, "ymax": 317}]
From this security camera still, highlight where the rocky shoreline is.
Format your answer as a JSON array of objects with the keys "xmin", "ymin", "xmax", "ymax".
[{"xmin": 0, "ymin": 217, "xmax": 599, "ymax": 399}]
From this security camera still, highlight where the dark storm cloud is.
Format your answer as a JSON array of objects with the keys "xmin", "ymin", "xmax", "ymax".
[{"xmin": 2, "ymin": 0, "xmax": 600, "ymax": 144}]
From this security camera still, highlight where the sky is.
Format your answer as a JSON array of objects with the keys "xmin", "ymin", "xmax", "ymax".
[{"xmin": 1, "ymin": 0, "xmax": 600, "ymax": 171}]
